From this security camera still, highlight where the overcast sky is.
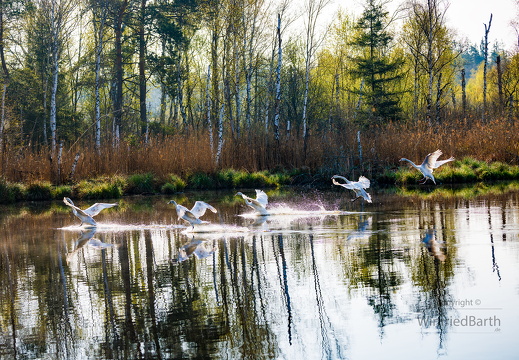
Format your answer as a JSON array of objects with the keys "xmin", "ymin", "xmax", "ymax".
[{"xmin": 334, "ymin": 0, "xmax": 518, "ymax": 50}]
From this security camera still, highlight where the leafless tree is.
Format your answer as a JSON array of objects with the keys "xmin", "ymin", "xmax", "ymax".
[{"xmin": 482, "ymin": 13, "xmax": 492, "ymax": 122}]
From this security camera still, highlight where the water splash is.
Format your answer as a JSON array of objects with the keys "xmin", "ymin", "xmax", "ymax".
[{"xmin": 58, "ymin": 223, "xmax": 185, "ymax": 232}]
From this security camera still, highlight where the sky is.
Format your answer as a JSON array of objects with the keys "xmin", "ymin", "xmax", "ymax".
[
  {"xmin": 446, "ymin": 0, "xmax": 517, "ymax": 49},
  {"xmin": 339, "ymin": 0, "xmax": 518, "ymax": 51}
]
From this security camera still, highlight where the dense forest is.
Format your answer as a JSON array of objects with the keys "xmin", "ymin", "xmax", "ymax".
[{"xmin": 0, "ymin": 0, "xmax": 518, "ymax": 184}]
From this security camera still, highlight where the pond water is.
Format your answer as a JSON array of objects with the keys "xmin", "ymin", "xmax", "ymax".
[{"xmin": 1, "ymin": 187, "xmax": 519, "ymax": 359}]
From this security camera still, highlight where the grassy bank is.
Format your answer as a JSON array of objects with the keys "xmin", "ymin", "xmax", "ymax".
[
  {"xmin": 378, "ymin": 158, "xmax": 519, "ymax": 185},
  {"xmin": 3, "ymin": 158, "xmax": 519, "ymax": 203},
  {"xmin": 0, "ymin": 169, "xmax": 302, "ymax": 204}
]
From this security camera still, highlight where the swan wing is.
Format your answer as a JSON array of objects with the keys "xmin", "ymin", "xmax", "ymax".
[
  {"xmin": 254, "ymin": 190, "xmax": 268, "ymax": 207},
  {"xmin": 175, "ymin": 204, "xmax": 189, "ymax": 220},
  {"xmin": 422, "ymin": 150, "xmax": 442, "ymax": 170},
  {"xmin": 357, "ymin": 176, "xmax": 371, "ymax": 189},
  {"xmin": 433, "ymin": 156, "xmax": 454, "ymax": 169},
  {"xmin": 84, "ymin": 202, "xmax": 118, "ymax": 217},
  {"xmin": 190, "ymin": 201, "xmax": 217, "ymax": 218},
  {"xmin": 355, "ymin": 188, "xmax": 372, "ymax": 203},
  {"xmin": 183, "ymin": 211, "xmax": 203, "ymax": 225}
]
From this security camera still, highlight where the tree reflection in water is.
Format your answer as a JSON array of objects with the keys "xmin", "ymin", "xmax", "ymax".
[{"xmin": 0, "ymin": 191, "xmax": 517, "ymax": 359}]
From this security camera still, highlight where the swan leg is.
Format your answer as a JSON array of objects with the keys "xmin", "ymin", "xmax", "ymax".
[{"xmin": 351, "ymin": 196, "xmax": 360, "ymax": 202}]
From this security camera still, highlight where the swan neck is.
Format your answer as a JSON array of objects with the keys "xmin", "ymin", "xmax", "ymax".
[{"xmin": 402, "ymin": 158, "xmax": 419, "ymax": 169}]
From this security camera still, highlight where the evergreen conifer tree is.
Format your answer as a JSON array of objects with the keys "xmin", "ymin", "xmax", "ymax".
[{"xmin": 350, "ymin": 0, "xmax": 404, "ymax": 125}]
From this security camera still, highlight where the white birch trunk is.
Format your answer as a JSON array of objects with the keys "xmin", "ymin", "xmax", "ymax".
[
  {"xmin": 302, "ymin": 67, "xmax": 309, "ymax": 139},
  {"xmin": 176, "ymin": 54, "xmax": 186, "ymax": 128},
  {"xmin": 274, "ymin": 14, "xmax": 282, "ymax": 141},
  {"xmin": 160, "ymin": 39, "xmax": 166, "ymax": 125},
  {"xmin": 56, "ymin": 141, "xmax": 63, "ymax": 183},
  {"xmin": 206, "ymin": 65, "xmax": 213, "ymax": 158},
  {"xmin": 233, "ymin": 36, "xmax": 241, "ymax": 137},
  {"xmin": 357, "ymin": 130, "xmax": 362, "ymax": 166},
  {"xmin": 483, "ymin": 14, "xmax": 492, "ymax": 122},
  {"xmin": 0, "ymin": 83, "xmax": 6, "ymax": 151},
  {"xmin": 68, "ymin": 152, "xmax": 80, "ymax": 182},
  {"xmin": 215, "ymin": 103, "xmax": 224, "ymax": 166},
  {"xmin": 43, "ymin": 77, "xmax": 48, "ymax": 146},
  {"xmin": 50, "ymin": 5, "xmax": 59, "ymax": 157}
]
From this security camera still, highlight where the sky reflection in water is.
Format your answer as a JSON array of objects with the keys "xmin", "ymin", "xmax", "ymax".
[{"xmin": 1, "ymin": 189, "xmax": 518, "ymax": 359}]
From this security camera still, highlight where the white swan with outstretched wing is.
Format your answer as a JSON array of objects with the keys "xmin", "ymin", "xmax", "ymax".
[
  {"xmin": 400, "ymin": 149, "xmax": 454, "ymax": 185},
  {"xmin": 63, "ymin": 197, "xmax": 118, "ymax": 227},
  {"xmin": 332, "ymin": 175, "xmax": 372, "ymax": 203},
  {"xmin": 168, "ymin": 200, "xmax": 217, "ymax": 228},
  {"xmin": 236, "ymin": 189, "xmax": 269, "ymax": 215}
]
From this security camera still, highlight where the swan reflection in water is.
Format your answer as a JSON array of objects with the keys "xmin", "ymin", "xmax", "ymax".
[
  {"xmin": 173, "ymin": 234, "xmax": 219, "ymax": 264},
  {"xmin": 66, "ymin": 227, "xmax": 117, "ymax": 262},
  {"xmin": 347, "ymin": 216, "xmax": 373, "ymax": 241},
  {"xmin": 422, "ymin": 229, "xmax": 446, "ymax": 261}
]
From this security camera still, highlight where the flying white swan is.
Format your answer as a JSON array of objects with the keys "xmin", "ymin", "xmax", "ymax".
[
  {"xmin": 399, "ymin": 149, "xmax": 454, "ymax": 185},
  {"xmin": 168, "ymin": 200, "xmax": 218, "ymax": 228},
  {"xmin": 63, "ymin": 197, "xmax": 118, "ymax": 227},
  {"xmin": 235, "ymin": 189, "xmax": 269, "ymax": 215},
  {"xmin": 331, "ymin": 175, "xmax": 372, "ymax": 203}
]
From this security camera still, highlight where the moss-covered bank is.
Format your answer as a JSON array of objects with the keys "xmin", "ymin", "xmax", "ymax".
[{"xmin": 2, "ymin": 159, "xmax": 519, "ymax": 204}]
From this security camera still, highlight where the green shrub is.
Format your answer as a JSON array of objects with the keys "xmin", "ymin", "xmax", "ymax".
[
  {"xmin": 438, "ymin": 164, "xmax": 477, "ymax": 183},
  {"xmin": 161, "ymin": 174, "xmax": 187, "ymax": 194},
  {"xmin": 0, "ymin": 180, "xmax": 26, "ymax": 203},
  {"xmin": 188, "ymin": 172, "xmax": 215, "ymax": 189},
  {"xmin": 235, "ymin": 170, "xmax": 279, "ymax": 188},
  {"xmin": 25, "ymin": 181, "xmax": 53, "ymax": 201},
  {"xmin": 269, "ymin": 172, "xmax": 292, "ymax": 185},
  {"xmin": 126, "ymin": 173, "xmax": 157, "ymax": 194},
  {"xmin": 394, "ymin": 168, "xmax": 421, "ymax": 184},
  {"xmin": 376, "ymin": 169, "xmax": 397, "ymax": 184},
  {"xmin": 74, "ymin": 178, "xmax": 124, "ymax": 199},
  {"xmin": 215, "ymin": 169, "xmax": 243, "ymax": 188},
  {"xmin": 52, "ymin": 185, "xmax": 73, "ymax": 199}
]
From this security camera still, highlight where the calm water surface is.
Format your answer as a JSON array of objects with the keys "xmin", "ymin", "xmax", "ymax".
[{"xmin": 1, "ymin": 188, "xmax": 519, "ymax": 359}]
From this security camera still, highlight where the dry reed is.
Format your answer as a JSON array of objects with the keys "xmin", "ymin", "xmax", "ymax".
[{"xmin": 1, "ymin": 117, "xmax": 518, "ymax": 185}]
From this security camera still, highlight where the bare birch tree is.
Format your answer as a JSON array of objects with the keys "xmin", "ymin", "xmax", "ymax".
[
  {"xmin": 405, "ymin": 0, "xmax": 459, "ymax": 124},
  {"xmin": 109, "ymin": 0, "xmax": 129, "ymax": 147},
  {"xmin": 482, "ymin": 13, "xmax": 492, "ymax": 123},
  {"xmin": 91, "ymin": 0, "xmax": 109, "ymax": 153},
  {"xmin": 302, "ymin": 0, "xmax": 331, "ymax": 158},
  {"xmin": 139, "ymin": 0, "xmax": 148, "ymax": 142},
  {"xmin": 273, "ymin": 13, "xmax": 282, "ymax": 143},
  {"xmin": 39, "ymin": 0, "xmax": 76, "ymax": 181},
  {"xmin": 206, "ymin": 65, "xmax": 214, "ymax": 158},
  {"xmin": 0, "ymin": 0, "xmax": 11, "ymax": 154}
]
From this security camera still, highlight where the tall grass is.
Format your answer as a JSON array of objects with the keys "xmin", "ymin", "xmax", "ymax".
[{"xmin": 1, "ymin": 117, "xmax": 519, "ymax": 185}]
